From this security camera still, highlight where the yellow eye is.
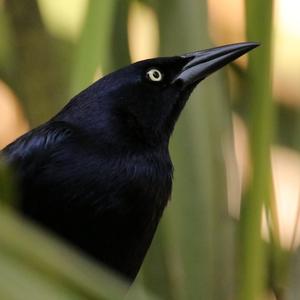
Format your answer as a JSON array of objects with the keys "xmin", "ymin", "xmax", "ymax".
[{"xmin": 146, "ymin": 69, "xmax": 163, "ymax": 82}]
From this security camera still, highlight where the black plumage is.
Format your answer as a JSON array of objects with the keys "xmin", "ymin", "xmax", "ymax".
[{"xmin": 2, "ymin": 42, "xmax": 258, "ymax": 281}]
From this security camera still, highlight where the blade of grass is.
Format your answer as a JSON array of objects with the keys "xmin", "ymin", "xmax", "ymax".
[
  {"xmin": 0, "ymin": 208, "xmax": 161, "ymax": 300},
  {"xmin": 109, "ymin": 0, "xmax": 131, "ymax": 69},
  {"xmin": 0, "ymin": 252, "xmax": 84, "ymax": 300},
  {"xmin": 69, "ymin": 0, "xmax": 118, "ymax": 96},
  {"xmin": 239, "ymin": 1, "xmax": 274, "ymax": 300},
  {"xmin": 0, "ymin": 209, "xmax": 128, "ymax": 300}
]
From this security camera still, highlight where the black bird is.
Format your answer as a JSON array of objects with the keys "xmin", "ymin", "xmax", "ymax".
[{"xmin": 2, "ymin": 42, "xmax": 258, "ymax": 281}]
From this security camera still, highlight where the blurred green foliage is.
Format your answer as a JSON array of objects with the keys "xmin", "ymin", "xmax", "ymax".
[
  {"xmin": 238, "ymin": 1, "xmax": 274, "ymax": 300},
  {"xmin": 0, "ymin": 0, "xmax": 300, "ymax": 299}
]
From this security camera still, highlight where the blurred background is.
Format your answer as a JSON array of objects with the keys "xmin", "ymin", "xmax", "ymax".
[{"xmin": 0, "ymin": 0, "xmax": 300, "ymax": 299}]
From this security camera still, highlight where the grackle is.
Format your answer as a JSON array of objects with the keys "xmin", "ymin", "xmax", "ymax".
[{"xmin": 2, "ymin": 42, "xmax": 258, "ymax": 281}]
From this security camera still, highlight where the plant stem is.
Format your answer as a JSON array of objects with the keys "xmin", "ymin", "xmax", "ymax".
[{"xmin": 239, "ymin": 1, "xmax": 274, "ymax": 299}]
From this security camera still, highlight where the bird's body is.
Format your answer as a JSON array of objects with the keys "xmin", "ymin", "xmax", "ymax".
[
  {"xmin": 4, "ymin": 118, "xmax": 172, "ymax": 280},
  {"xmin": 2, "ymin": 42, "xmax": 258, "ymax": 281}
]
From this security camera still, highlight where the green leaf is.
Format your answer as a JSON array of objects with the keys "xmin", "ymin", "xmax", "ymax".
[
  {"xmin": 0, "ymin": 208, "xmax": 162, "ymax": 300},
  {"xmin": 69, "ymin": 0, "xmax": 118, "ymax": 96},
  {"xmin": 238, "ymin": 1, "xmax": 274, "ymax": 300}
]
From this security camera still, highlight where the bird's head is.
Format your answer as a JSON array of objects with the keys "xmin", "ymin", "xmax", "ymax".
[{"xmin": 59, "ymin": 42, "xmax": 258, "ymax": 148}]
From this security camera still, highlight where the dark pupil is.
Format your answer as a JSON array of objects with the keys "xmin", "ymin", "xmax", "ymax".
[{"xmin": 153, "ymin": 71, "xmax": 159, "ymax": 78}]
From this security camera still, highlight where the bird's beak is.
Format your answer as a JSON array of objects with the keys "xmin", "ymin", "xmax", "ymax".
[{"xmin": 174, "ymin": 42, "xmax": 259, "ymax": 87}]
